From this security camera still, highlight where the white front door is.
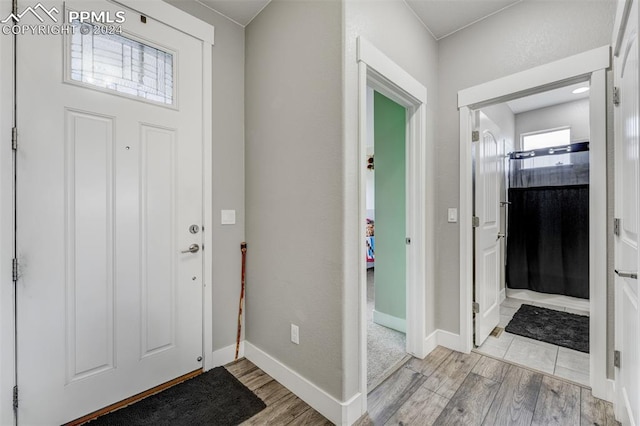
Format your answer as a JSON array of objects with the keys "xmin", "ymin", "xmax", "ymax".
[
  {"xmin": 474, "ymin": 112, "xmax": 502, "ymax": 346},
  {"xmin": 16, "ymin": 1, "xmax": 205, "ymax": 423},
  {"xmin": 614, "ymin": 0, "xmax": 640, "ymax": 423}
]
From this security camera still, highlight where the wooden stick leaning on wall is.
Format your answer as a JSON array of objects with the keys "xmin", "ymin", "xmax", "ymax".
[{"xmin": 235, "ymin": 242, "xmax": 248, "ymax": 360}]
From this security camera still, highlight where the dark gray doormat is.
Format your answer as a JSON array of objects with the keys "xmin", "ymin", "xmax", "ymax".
[
  {"xmin": 505, "ymin": 304, "xmax": 589, "ymax": 353},
  {"xmin": 87, "ymin": 367, "xmax": 266, "ymax": 426}
]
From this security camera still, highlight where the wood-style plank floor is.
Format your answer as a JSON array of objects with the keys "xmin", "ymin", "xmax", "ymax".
[{"xmin": 226, "ymin": 346, "xmax": 618, "ymax": 426}]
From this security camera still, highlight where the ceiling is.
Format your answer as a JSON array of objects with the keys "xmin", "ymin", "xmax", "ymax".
[
  {"xmin": 196, "ymin": 0, "xmax": 523, "ymax": 37},
  {"xmin": 196, "ymin": 0, "xmax": 270, "ymax": 26},
  {"xmin": 506, "ymin": 82, "xmax": 590, "ymax": 114},
  {"xmin": 406, "ymin": 0, "xmax": 521, "ymax": 39}
]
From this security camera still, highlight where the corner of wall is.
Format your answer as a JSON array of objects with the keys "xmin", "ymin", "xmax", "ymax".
[{"xmin": 245, "ymin": 342, "xmax": 363, "ymax": 425}]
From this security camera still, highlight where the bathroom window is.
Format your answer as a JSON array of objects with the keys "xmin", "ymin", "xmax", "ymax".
[
  {"xmin": 521, "ymin": 128, "xmax": 571, "ymax": 169},
  {"xmin": 68, "ymin": 21, "xmax": 175, "ymax": 105}
]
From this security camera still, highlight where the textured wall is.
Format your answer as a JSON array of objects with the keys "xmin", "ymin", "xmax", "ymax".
[
  {"xmin": 245, "ymin": 0, "xmax": 345, "ymax": 399},
  {"xmin": 515, "ymin": 99, "xmax": 590, "ymax": 148},
  {"xmin": 436, "ymin": 0, "xmax": 616, "ymax": 333}
]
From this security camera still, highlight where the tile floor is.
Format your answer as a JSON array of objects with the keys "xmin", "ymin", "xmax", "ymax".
[{"xmin": 475, "ymin": 296, "xmax": 590, "ymax": 386}]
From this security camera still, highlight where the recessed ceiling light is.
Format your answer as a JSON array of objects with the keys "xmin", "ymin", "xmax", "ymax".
[{"xmin": 572, "ymin": 86, "xmax": 590, "ymax": 94}]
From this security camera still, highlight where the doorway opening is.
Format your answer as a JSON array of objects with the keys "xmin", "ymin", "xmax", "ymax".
[
  {"xmin": 356, "ymin": 37, "xmax": 433, "ymax": 410},
  {"xmin": 458, "ymin": 45, "xmax": 610, "ymax": 400},
  {"xmin": 472, "ymin": 83, "xmax": 592, "ymax": 386},
  {"xmin": 365, "ymin": 88, "xmax": 410, "ymax": 391}
]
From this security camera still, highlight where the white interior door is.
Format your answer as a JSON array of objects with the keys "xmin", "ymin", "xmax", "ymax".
[
  {"xmin": 474, "ymin": 112, "xmax": 503, "ymax": 346},
  {"xmin": 15, "ymin": 1, "xmax": 205, "ymax": 423},
  {"xmin": 614, "ymin": 0, "xmax": 640, "ymax": 423}
]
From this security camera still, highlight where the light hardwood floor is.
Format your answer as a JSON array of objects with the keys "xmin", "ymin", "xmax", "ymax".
[{"xmin": 226, "ymin": 346, "xmax": 618, "ymax": 426}]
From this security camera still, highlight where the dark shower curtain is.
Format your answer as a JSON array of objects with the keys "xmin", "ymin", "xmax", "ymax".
[{"xmin": 506, "ymin": 143, "xmax": 590, "ymax": 299}]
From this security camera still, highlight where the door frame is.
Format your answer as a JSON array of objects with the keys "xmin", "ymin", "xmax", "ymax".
[
  {"xmin": 0, "ymin": 1, "xmax": 215, "ymax": 423},
  {"xmin": 458, "ymin": 45, "xmax": 612, "ymax": 401},
  {"xmin": 0, "ymin": 1, "xmax": 15, "ymax": 423},
  {"xmin": 357, "ymin": 37, "xmax": 433, "ymax": 402}
]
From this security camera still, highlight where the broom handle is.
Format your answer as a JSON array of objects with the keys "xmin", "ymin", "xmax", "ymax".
[{"xmin": 235, "ymin": 242, "xmax": 247, "ymax": 360}]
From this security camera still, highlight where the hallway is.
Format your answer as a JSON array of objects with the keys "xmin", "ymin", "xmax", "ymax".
[{"xmin": 225, "ymin": 345, "xmax": 616, "ymax": 425}]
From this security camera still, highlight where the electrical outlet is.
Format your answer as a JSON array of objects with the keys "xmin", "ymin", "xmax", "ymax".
[{"xmin": 291, "ymin": 324, "xmax": 299, "ymax": 344}]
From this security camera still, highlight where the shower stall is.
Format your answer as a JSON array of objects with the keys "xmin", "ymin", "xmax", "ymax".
[{"xmin": 505, "ymin": 141, "xmax": 590, "ymax": 299}]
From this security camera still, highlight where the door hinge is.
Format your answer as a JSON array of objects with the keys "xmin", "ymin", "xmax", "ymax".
[
  {"xmin": 405, "ymin": 237, "xmax": 411, "ymax": 245},
  {"xmin": 614, "ymin": 350, "xmax": 621, "ymax": 368},
  {"xmin": 472, "ymin": 302, "xmax": 480, "ymax": 314},
  {"xmin": 12, "ymin": 258, "xmax": 18, "ymax": 282},
  {"xmin": 11, "ymin": 127, "xmax": 17, "ymax": 151},
  {"xmin": 12, "ymin": 385, "xmax": 17, "ymax": 410},
  {"xmin": 613, "ymin": 87, "xmax": 620, "ymax": 106},
  {"xmin": 472, "ymin": 216, "xmax": 480, "ymax": 228},
  {"xmin": 614, "ymin": 218, "xmax": 621, "ymax": 236},
  {"xmin": 471, "ymin": 131, "xmax": 480, "ymax": 142}
]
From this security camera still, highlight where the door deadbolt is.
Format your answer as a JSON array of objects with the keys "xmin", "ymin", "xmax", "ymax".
[{"xmin": 189, "ymin": 224, "xmax": 200, "ymax": 234}]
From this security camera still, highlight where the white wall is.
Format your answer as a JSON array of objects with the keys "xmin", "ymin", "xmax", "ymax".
[
  {"xmin": 515, "ymin": 99, "xmax": 590, "ymax": 148},
  {"xmin": 163, "ymin": 0, "xmax": 246, "ymax": 358},
  {"xmin": 343, "ymin": 0, "xmax": 439, "ymax": 400},
  {"xmin": 436, "ymin": 0, "xmax": 615, "ymax": 334},
  {"xmin": 245, "ymin": 0, "xmax": 345, "ymax": 400}
]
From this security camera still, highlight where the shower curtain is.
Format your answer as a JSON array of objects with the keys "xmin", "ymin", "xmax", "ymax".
[{"xmin": 506, "ymin": 143, "xmax": 590, "ymax": 299}]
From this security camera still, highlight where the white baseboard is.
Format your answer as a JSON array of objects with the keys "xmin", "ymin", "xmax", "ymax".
[
  {"xmin": 209, "ymin": 342, "xmax": 244, "ymax": 369},
  {"xmin": 423, "ymin": 330, "xmax": 439, "ymax": 355},
  {"xmin": 499, "ymin": 288, "xmax": 506, "ymax": 304},
  {"xmin": 373, "ymin": 310, "xmax": 406, "ymax": 333},
  {"xmin": 245, "ymin": 342, "xmax": 363, "ymax": 425},
  {"xmin": 421, "ymin": 329, "xmax": 467, "ymax": 357},
  {"xmin": 437, "ymin": 330, "xmax": 467, "ymax": 353}
]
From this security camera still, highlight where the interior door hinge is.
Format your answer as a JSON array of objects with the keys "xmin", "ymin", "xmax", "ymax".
[
  {"xmin": 613, "ymin": 87, "xmax": 620, "ymax": 106},
  {"xmin": 12, "ymin": 385, "xmax": 17, "ymax": 410},
  {"xmin": 11, "ymin": 127, "xmax": 17, "ymax": 151},
  {"xmin": 472, "ymin": 302, "xmax": 480, "ymax": 314},
  {"xmin": 12, "ymin": 258, "xmax": 18, "ymax": 282},
  {"xmin": 472, "ymin": 216, "xmax": 480, "ymax": 228},
  {"xmin": 471, "ymin": 130, "xmax": 480, "ymax": 142},
  {"xmin": 614, "ymin": 350, "xmax": 621, "ymax": 368},
  {"xmin": 614, "ymin": 218, "xmax": 621, "ymax": 236}
]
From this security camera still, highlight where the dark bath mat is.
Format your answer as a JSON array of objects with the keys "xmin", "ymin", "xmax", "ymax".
[
  {"xmin": 505, "ymin": 304, "xmax": 589, "ymax": 353},
  {"xmin": 86, "ymin": 367, "xmax": 266, "ymax": 426}
]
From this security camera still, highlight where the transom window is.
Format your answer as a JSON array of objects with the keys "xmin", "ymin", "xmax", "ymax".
[
  {"xmin": 521, "ymin": 128, "xmax": 571, "ymax": 169},
  {"xmin": 69, "ymin": 21, "xmax": 175, "ymax": 106}
]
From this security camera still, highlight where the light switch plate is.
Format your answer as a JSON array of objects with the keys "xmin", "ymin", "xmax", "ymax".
[
  {"xmin": 221, "ymin": 209, "xmax": 236, "ymax": 225},
  {"xmin": 448, "ymin": 208, "xmax": 458, "ymax": 223}
]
